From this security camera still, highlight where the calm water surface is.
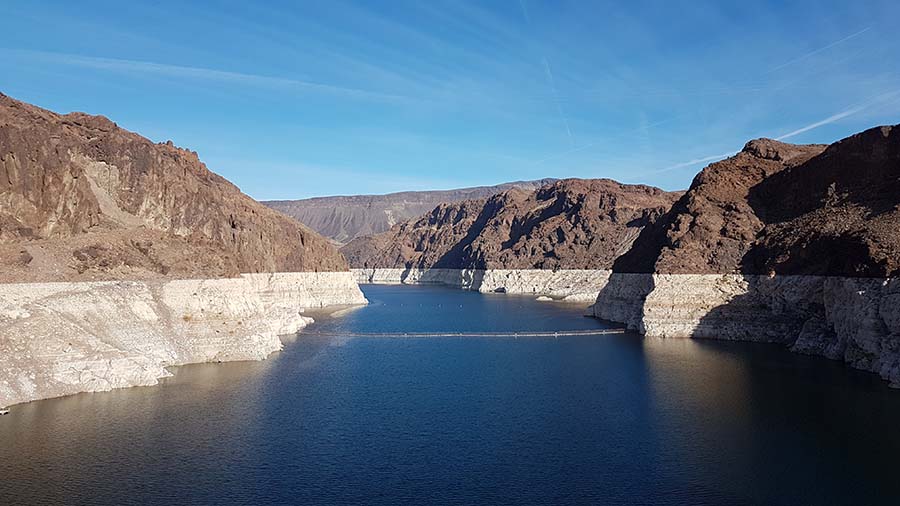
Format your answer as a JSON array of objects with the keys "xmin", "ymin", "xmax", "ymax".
[{"xmin": 2, "ymin": 284, "xmax": 899, "ymax": 505}]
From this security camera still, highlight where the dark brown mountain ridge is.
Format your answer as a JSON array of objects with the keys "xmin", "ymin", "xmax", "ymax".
[
  {"xmin": 614, "ymin": 125, "xmax": 900, "ymax": 277},
  {"xmin": 263, "ymin": 179, "xmax": 558, "ymax": 244},
  {"xmin": 341, "ymin": 178, "xmax": 681, "ymax": 270},
  {"xmin": 0, "ymin": 92, "xmax": 347, "ymax": 282}
]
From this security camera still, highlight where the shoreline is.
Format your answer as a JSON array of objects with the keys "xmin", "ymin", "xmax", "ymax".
[
  {"xmin": 352, "ymin": 268, "xmax": 609, "ymax": 302},
  {"xmin": 591, "ymin": 273, "xmax": 900, "ymax": 387},
  {"xmin": 0, "ymin": 272, "xmax": 367, "ymax": 407},
  {"xmin": 358, "ymin": 267, "xmax": 900, "ymax": 386}
]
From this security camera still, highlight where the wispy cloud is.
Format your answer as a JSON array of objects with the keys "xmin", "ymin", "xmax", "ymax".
[
  {"xmin": 542, "ymin": 57, "xmax": 574, "ymax": 145},
  {"xmin": 766, "ymin": 26, "xmax": 872, "ymax": 74},
  {"xmin": 517, "ymin": 0, "xmax": 531, "ymax": 24},
  {"xmin": 533, "ymin": 115, "xmax": 680, "ymax": 165},
  {"xmin": 1, "ymin": 48, "xmax": 415, "ymax": 103},
  {"xmin": 517, "ymin": 1, "xmax": 574, "ymax": 147}
]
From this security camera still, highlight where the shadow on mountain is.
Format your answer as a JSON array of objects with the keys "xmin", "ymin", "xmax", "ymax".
[
  {"xmin": 589, "ymin": 272, "xmax": 657, "ymax": 332},
  {"xmin": 431, "ymin": 195, "xmax": 506, "ymax": 270},
  {"xmin": 397, "ymin": 265, "xmax": 487, "ymax": 292}
]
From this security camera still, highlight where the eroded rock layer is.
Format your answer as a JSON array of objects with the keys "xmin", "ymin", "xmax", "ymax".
[
  {"xmin": 590, "ymin": 274, "xmax": 900, "ymax": 386},
  {"xmin": 0, "ymin": 92, "xmax": 348, "ymax": 281},
  {"xmin": 353, "ymin": 267, "xmax": 611, "ymax": 302},
  {"xmin": 263, "ymin": 179, "xmax": 557, "ymax": 244},
  {"xmin": 342, "ymin": 178, "xmax": 680, "ymax": 271},
  {"xmin": 592, "ymin": 125, "xmax": 900, "ymax": 385},
  {"xmin": 0, "ymin": 94, "xmax": 367, "ymax": 407},
  {"xmin": 0, "ymin": 272, "xmax": 366, "ymax": 407},
  {"xmin": 614, "ymin": 126, "xmax": 900, "ymax": 276}
]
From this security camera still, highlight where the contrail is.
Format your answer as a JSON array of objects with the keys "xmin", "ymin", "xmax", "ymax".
[
  {"xmin": 639, "ymin": 87, "xmax": 900, "ymax": 176},
  {"xmin": 533, "ymin": 116, "xmax": 678, "ymax": 165},
  {"xmin": 776, "ymin": 88, "xmax": 900, "ymax": 140},
  {"xmin": 640, "ymin": 104, "xmax": 867, "ymax": 176},
  {"xmin": 766, "ymin": 26, "xmax": 871, "ymax": 74},
  {"xmin": 542, "ymin": 57, "xmax": 575, "ymax": 145},
  {"xmin": 643, "ymin": 152, "xmax": 735, "ymax": 176},
  {"xmin": 518, "ymin": 1, "xmax": 573, "ymax": 146},
  {"xmin": 518, "ymin": 0, "xmax": 531, "ymax": 24},
  {"xmin": 775, "ymin": 105, "xmax": 866, "ymax": 140}
]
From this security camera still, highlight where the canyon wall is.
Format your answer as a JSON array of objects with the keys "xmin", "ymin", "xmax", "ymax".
[
  {"xmin": 590, "ymin": 274, "xmax": 900, "ymax": 386},
  {"xmin": 0, "ymin": 92, "xmax": 348, "ymax": 281},
  {"xmin": 590, "ymin": 126, "xmax": 900, "ymax": 385},
  {"xmin": 0, "ymin": 272, "xmax": 366, "ymax": 407},
  {"xmin": 354, "ymin": 267, "xmax": 610, "ymax": 302},
  {"xmin": 0, "ymin": 94, "xmax": 369, "ymax": 407},
  {"xmin": 264, "ymin": 179, "xmax": 557, "ymax": 244},
  {"xmin": 342, "ymin": 179, "xmax": 679, "ymax": 271}
]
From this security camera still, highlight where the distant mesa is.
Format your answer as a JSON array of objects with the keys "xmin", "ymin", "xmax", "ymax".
[
  {"xmin": 340, "ymin": 178, "xmax": 681, "ymax": 271},
  {"xmin": 263, "ymin": 179, "xmax": 558, "ymax": 245}
]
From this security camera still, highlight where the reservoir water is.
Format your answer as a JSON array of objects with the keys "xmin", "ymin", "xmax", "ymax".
[{"xmin": 1, "ymin": 284, "xmax": 899, "ymax": 505}]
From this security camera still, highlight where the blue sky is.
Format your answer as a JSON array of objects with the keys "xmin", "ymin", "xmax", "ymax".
[{"xmin": 3, "ymin": 1, "xmax": 899, "ymax": 199}]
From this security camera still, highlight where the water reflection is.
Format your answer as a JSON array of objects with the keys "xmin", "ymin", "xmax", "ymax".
[
  {"xmin": 641, "ymin": 337, "xmax": 900, "ymax": 503},
  {"xmin": 1, "ymin": 285, "xmax": 898, "ymax": 505}
]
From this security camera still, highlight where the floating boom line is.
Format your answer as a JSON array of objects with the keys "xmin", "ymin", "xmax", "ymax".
[{"xmin": 303, "ymin": 328, "xmax": 627, "ymax": 338}]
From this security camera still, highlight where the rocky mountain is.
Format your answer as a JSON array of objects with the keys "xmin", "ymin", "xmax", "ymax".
[
  {"xmin": 591, "ymin": 125, "xmax": 900, "ymax": 386},
  {"xmin": 613, "ymin": 125, "xmax": 900, "ymax": 277},
  {"xmin": 0, "ymin": 92, "xmax": 347, "ymax": 282},
  {"xmin": 263, "ymin": 179, "xmax": 557, "ymax": 244},
  {"xmin": 341, "ymin": 179, "xmax": 681, "ymax": 270}
]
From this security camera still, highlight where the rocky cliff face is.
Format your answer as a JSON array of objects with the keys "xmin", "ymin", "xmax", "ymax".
[
  {"xmin": 612, "ymin": 139, "xmax": 827, "ymax": 274},
  {"xmin": 744, "ymin": 126, "xmax": 900, "ymax": 277},
  {"xmin": 0, "ymin": 272, "xmax": 366, "ymax": 407},
  {"xmin": 263, "ymin": 179, "xmax": 557, "ymax": 244},
  {"xmin": 592, "ymin": 125, "xmax": 900, "ymax": 385},
  {"xmin": 613, "ymin": 126, "xmax": 900, "ymax": 276},
  {"xmin": 353, "ymin": 267, "xmax": 611, "ymax": 302},
  {"xmin": 0, "ymin": 94, "xmax": 367, "ymax": 407},
  {"xmin": 0, "ymin": 92, "xmax": 348, "ymax": 282},
  {"xmin": 342, "ymin": 178, "xmax": 680, "ymax": 271}
]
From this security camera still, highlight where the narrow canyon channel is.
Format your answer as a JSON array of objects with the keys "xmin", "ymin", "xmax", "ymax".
[{"xmin": 2, "ymin": 284, "xmax": 898, "ymax": 505}]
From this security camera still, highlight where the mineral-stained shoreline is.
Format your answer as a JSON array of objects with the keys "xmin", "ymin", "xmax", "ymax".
[
  {"xmin": 354, "ymin": 266, "xmax": 900, "ymax": 387},
  {"xmin": 590, "ymin": 273, "xmax": 900, "ymax": 387},
  {"xmin": 0, "ymin": 272, "xmax": 367, "ymax": 407},
  {"xmin": 353, "ymin": 267, "xmax": 610, "ymax": 302}
]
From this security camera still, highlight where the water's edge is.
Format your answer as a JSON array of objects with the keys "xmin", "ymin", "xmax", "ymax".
[
  {"xmin": 589, "ymin": 273, "xmax": 900, "ymax": 386},
  {"xmin": 352, "ymin": 267, "xmax": 607, "ymax": 303},
  {"xmin": 356, "ymin": 268, "xmax": 900, "ymax": 386},
  {"xmin": 0, "ymin": 272, "xmax": 367, "ymax": 407},
  {"xmin": 5, "ymin": 268, "xmax": 898, "ymax": 408}
]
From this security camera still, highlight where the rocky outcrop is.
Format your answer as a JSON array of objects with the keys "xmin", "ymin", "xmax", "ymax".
[
  {"xmin": 354, "ymin": 267, "xmax": 611, "ymax": 302},
  {"xmin": 592, "ymin": 125, "xmax": 900, "ymax": 385},
  {"xmin": 342, "ymin": 178, "xmax": 680, "ymax": 270},
  {"xmin": 341, "ymin": 178, "xmax": 677, "ymax": 301},
  {"xmin": 0, "ymin": 272, "xmax": 366, "ymax": 407},
  {"xmin": 743, "ymin": 126, "xmax": 900, "ymax": 277},
  {"xmin": 614, "ymin": 126, "xmax": 900, "ymax": 277},
  {"xmin": 590, "ymin": 274, "xmax": 900, "ymax": 386},
  {"xmin": 263, "ymin": 179, "xmax": 557, "ymax": 244},
  {"xmin": 0, "ymin": 94, "xmax": 368, "ymax": 407},
  {"xmin": 612, "ymin": 139, "xmax": 827, "ymax": 274},
  {"xmin": 0, "ymin": 92, "xmax": 348, "ymax": 281}
]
